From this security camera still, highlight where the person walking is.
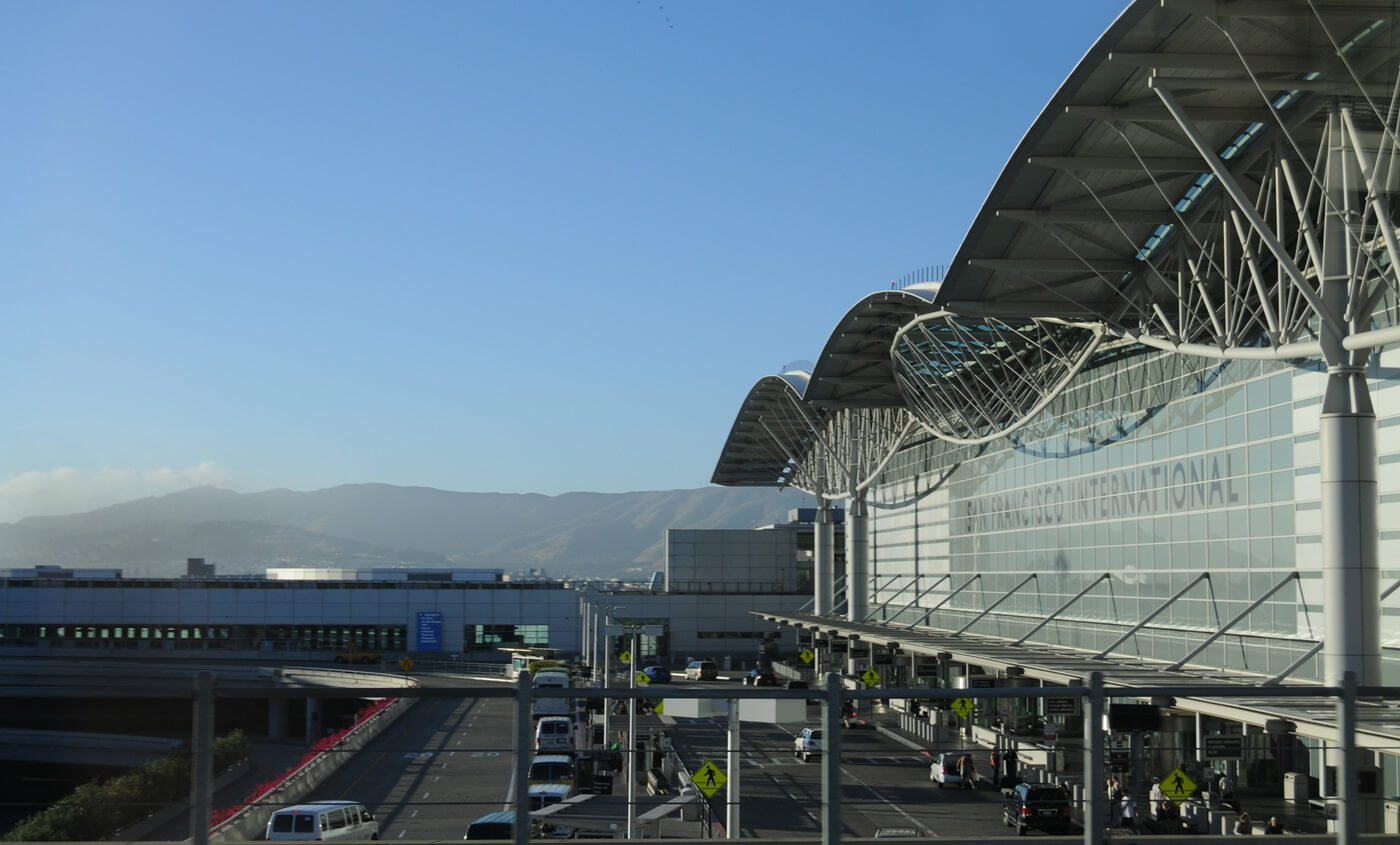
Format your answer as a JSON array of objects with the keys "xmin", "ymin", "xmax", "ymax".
[
  {"xmin": 1120, "ymin": 795, "xmax": 1136, "ymax": 830},
  {"xmin": 957, "ymin": 753, "xmax": 977, "ymax": 788},
  {"xmin": 989, "ymin": 748, "xmax": 1001, "ymax": 787}
]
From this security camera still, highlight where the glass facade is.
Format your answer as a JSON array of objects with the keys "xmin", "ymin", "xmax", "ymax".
[{"xmin": 866, "ymin": 344, "xmax": 1400, "ymax": 683}]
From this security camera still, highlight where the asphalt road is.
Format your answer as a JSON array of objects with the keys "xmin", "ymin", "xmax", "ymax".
[
  {"xmin": 263, "ymin": 676, "xmax": 1014, "ymax": 840},
  {"xmin": 663, "ymin": 698, "xmax": 1008, "ymax": 839}
]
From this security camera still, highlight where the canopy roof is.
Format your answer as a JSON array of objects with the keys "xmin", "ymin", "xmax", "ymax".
[{"xmin": 714, "ymin": 0, "xmax": 1400, "ymax": 487}]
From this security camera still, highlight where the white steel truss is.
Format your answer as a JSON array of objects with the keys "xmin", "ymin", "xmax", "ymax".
[
  {"xmin": 786, "ymin": 405, "xmax": 918, "ymax": 499},
  {"xmin": 890, "ymin": 313, "xmax": 1105, "ymax": 445}
]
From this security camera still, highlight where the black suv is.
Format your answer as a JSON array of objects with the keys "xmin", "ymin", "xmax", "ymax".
[{"xmin": 1002, "ymin": 782, "xmax": 1072, "ymax": 835}]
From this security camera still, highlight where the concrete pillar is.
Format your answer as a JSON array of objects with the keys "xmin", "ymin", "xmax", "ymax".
[
  {"xmin": 814, "ymin": 499, "xmax": 834, "ymax": 616},
  {"xmin": 1320, "ymin": 107, "xmax": 1381, "ymax": 687},
  {"xmin": 267, "ymin": 698, "xmax": 287, "ymax": 740},
  {"xmin": 845, "ymin": 493, "xmax": 868, "ymax": 623},
  {"xmin": 305, "ymin": 697, "xmax": 322, "ymax": 740}
]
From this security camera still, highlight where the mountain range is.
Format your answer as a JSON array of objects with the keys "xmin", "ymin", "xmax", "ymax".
[{"xmin": 0, "ymin": 484, "xmax": 813, "ymax": 580}]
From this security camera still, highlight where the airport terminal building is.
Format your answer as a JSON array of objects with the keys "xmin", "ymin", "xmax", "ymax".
[{"xmin": 711, "ymin": 0, "xmax": 1400, "ymax": 823}]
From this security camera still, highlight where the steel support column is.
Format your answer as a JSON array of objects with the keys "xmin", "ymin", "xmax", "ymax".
[
  {"xmin": 1320, "ymin": 109, "xmax": 1381, "ymax": 687},
  {"xmin": 845, "ymin": 492, "xmax": 869, "ymax": 623},
  {"xmin": 814, "ymin": 498, "xmax": 835, "ymax": 617}
]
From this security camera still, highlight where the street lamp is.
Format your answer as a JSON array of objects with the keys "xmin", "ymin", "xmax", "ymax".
[{"xmin": 603, "ymin": 620, "xmax": 662, "ymax": 839}]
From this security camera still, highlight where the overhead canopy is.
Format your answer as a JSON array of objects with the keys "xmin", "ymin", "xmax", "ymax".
[
  {"xmin": 935, "ymin": 0, "xmax": 1400, "ymax": 334},
  {"xmin": 714, "ymin": 0, "xmax": 1400, "ymax": 487}
]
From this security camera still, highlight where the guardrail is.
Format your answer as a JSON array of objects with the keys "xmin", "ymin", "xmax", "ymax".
[{"xmin": 51, "ymin": 670, "xmax": 1400, "ymax": 845}]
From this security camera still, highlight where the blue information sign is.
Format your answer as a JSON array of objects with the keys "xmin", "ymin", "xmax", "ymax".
[{"xmin": 417, "ymin": 611, "xmax": 443, "ymax": 651}]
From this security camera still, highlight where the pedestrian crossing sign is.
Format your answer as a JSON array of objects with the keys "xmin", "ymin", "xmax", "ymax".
[
  {"xmin": 1162, "ymin": 767, "xmax": 1196, "ymax": 805},
  {"xmin": 800, "ymin": 648, "xmax": 815, "ymax": 664},
  {"xmin": 951, "ymin": 697, "xmax": 974, "ymax": 718},
  {"xmin": 636, "ymin": 672, "xmax": 650, "ymax": 685},
  {"xmin": 619, "ymin": 650, "xmax": 632, "ymax": 662},
  {"xmin": 653, "ymin": 700, "xmax": 664, "ymax": 715},
  {"xmin": 861, "ymin": 667, "xmax": 881, "ymax": 687},
  {"xmin": 694, "ymin": 760, "xmax": 727, "ymax": 797}
]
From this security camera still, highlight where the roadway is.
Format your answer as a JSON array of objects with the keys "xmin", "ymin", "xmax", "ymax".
[{"xmin": 288, "ymin": 674, "xmax": 1012, "ymax": 840}]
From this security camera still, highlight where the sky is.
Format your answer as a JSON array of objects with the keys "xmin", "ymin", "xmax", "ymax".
[{"xmin": 2, "ymin": 0, "xmax": 1129, "ymax": 522}]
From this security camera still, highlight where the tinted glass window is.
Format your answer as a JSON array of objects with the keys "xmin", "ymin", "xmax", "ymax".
[
  {"xmin": 295, "ymin": 815, "xmax": 316, "ymax": 833},
  {"xmin": 272, "ymin": 816, "xmax": 295, "ymax": 833}
]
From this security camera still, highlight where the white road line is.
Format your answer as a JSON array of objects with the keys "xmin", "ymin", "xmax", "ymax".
[
  {"xmin": 840, "ymin": 767, "xmax": 934, "ymax": 834},
  {"xmin": 433, "ymin": 776, "xmax": 440, "ymax": 783},
  {"xmin": 421, "ymin": 792, "xmax": 431, "ymax": 799},
  {"xmin": 766, "ymin": 771, "xmax": 818, "ymax": 823},
  {"xmin": 411, "ymin": 809, "xmax": 420, "ymax": 818},
  {"xmin": 397, "ymin": 830, "xmax": 406, "ymax": 838}
]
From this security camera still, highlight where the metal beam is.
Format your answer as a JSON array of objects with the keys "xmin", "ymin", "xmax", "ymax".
[
  {"xmin": 905, "ymin": 575, "xmax": 981, "ymax": 629},
  {"xmin": 1067, "ymin": 103, "xmax": 1265, "ymax": 123},
  {"xmin": 952, "ymin": 574, "xmax": 1037, "ymax": 637},
  {"xmin": 966, "ymin": 258, "xmax": 1140, "ymax": 272},
  {"xmin": 1094, "ymin": 572, "xmax": 1210, "ymax": 659},
  {"xmin": 862, "ymin": 574, "xmax": 923, "ymax": 623},
  {"xmin": 1013, "ymin": 573, "xmax": 1111, "ymax": 646},
  {"xmin": 1168, "ymin": 574, "xmax": 1300, "ymax": 671},
  {"xmin": 997, "ymin": 208, "xmax": 1176, "ymax": 224},
  {"xmin": 1027, "ymin": 155, "xmax": 1210, "ymax": 172},
  {"xmin": 882, "ymin": 574, "xmax": 951, "ymax": 627}
]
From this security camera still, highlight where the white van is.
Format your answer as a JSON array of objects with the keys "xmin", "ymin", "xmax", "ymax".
[
  {"xmin": 531, "ymin": 669, "xmax": 571, "ymax": 718},
  {"xmin": 534, "ymin": 716, "xmax": 574, "ymax": 753},
  {"xmin": 527, "ymin": 782, "xmax": 577, "ymax": 810},
  {"xmin": 527, "ymin": 754, "xmax": 575, "ymax": 788},
  {"xmin": 266, "ymin": 801, "xmax": 379, "ymax": 841}
]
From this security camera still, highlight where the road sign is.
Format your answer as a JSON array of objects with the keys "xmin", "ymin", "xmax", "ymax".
[
  {"xmin": 1205, "ymin": 736, "xmax": 1243, "ymax": 758},
  {"xmin": 619, "ymin": 650, "xmax": 632, "ymax": 662},
  {"xmin": 399, "ymin": 656, "xmax": 415, "ymax": 673},
  {"xmin": 653, "ymin": 700, "xmax": 664, "ymax": 716},
  {"xmin": 693, "ymin": 761, "xmax": 727, "ymax": 798},
  {"xmin": 799, "ymin": 648, "xmax": 814, "ymax": 664},
  {"xmin": 1046, "ymin": 697, "xmax": 1078, "ymax": 715},
  {"xmin": 861, "ymin": 667, "xmax": 881, "ymax": 687},
  {"xmin": 636, "ymin": 672, "xmax": 651, "ymax": 685},
  {"xmin": 951, "ymin": 697, "xmax": 974, "ymax": 718},
  {"xmin": 1161, "ymin": 767, "xmax": 1197, "ymax": 805}
]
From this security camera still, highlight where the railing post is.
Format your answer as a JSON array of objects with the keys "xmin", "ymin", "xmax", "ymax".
[
  {"xmin": 513, "ymin": 673, "xmax": 532, "ymax": 845},
  {"xmin": 822, "ymin": 672, "xmax": 842, "ymax": 845},
  {"xmin": 1083, "ymin": 672, "xmax": 1104, "ymax": 845},
  {"xmin": 190, "ymin": 671, "xmax": 213, "ymax": 845},
  {"xmin": 1337, "ymin": 670, "xmax": 1358, "ymax": 845}
]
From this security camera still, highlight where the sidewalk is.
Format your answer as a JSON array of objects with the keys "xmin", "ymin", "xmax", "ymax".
[{"xmin": 864, "ymin": 702, "xmax": 1330, "ymax": 836}]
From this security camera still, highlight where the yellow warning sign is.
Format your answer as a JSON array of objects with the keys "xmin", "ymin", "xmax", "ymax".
[
  {"xmin": 951, "ymin": 697, "xmax": 974, "ymax": 718},
  {"xmin": 636, "ymin": 672, "xmax": 650, "ymax": 685},
  {"xmin": 398, "ymin": 656, "xmax": 414, "ymax": 673},
  {"xmin": 1161, "ymin": 767, "xmax": 1197, "ymax": 805},
  {"xmin": 799, "ymin": 648, "xmax": 815, "ymax": 664},
  {"xmin": 619, "ymin": 650, "xmax": 632, "ymax": 662},
  {"xmin": 861, "ymin": 667, "xmax": 881, "ymax": 687},
  {"xmin": 653, "ymin": 700, "xmax": 664, "ymax": 715},
  {"xmin": 693, "ymin": 760, "xmax": 727, "ymax": 798}
]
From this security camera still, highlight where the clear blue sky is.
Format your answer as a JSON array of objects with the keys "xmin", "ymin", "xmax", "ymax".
[{"xmin": 2, "ymin": 1, "xmax": 1127, "ymax": 521}]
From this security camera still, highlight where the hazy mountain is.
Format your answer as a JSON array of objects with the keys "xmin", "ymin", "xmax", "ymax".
[{"xmin": 0, "ymin": 484, "xmax": 813, "ymax": 579}]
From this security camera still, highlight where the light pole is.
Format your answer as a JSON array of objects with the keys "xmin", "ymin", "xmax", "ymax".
[{"xmin": 602, "ymin": 619, "xmax": 662, "ymax": 839}]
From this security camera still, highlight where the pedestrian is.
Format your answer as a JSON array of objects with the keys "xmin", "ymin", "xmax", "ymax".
[
  {"xmin": 1120, "ymin": 795, "xmax": 1136, "ymax": 830},
  {"xmin": 1107, "ymin": 777, "xmax": 1123, "ymax": 825},
  {"xmin": 989, "ymin": 748, "xmax": 1001, "ymax": 786},
  {"xmin": 1219, "ymin": 773, "xmax": 1235, "ymax": 800},
  {"xmin": 1149, "ymin": 776, "xmax": 1165, "ymax": 807},
  {"xmin": 1264, "ymin": 816, "xmax": 1283, "ymax": 835},
  {"xmin": 958, "ymin": 753, "xmax": 977, "ymax": 789},
  {"xmin": 1235, "ymin": 809, "xmax": 1253, "ymax": 834}
]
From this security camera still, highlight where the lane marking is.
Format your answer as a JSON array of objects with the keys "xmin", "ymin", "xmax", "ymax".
[{"xmin": 840, "ymin": 767, "xmax": 934, "ymax": 834}]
